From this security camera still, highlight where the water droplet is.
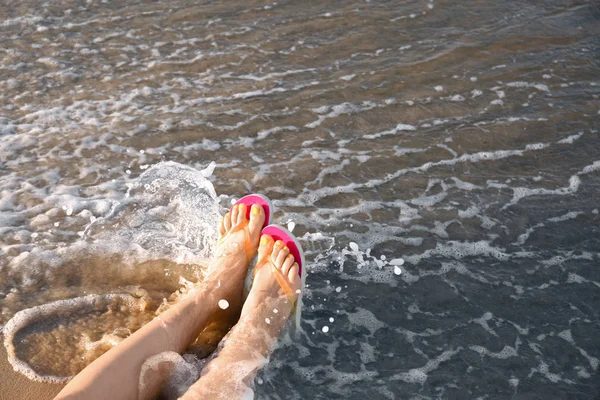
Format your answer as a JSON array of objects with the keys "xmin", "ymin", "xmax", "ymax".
[
  {"xmin": 218, "ymin": 299, "xmax": 229, "ymax": 309},
  {"xmin": 390, "ymin": 258, "xmax": 404, "ymax": 266},
  {"xmin": 322, "ymin": 326, "xmax": 329, "ymax": 333},
  {"xmin": 265, "ymin": 318, "xmax": 271, "ymax": 324},
  {"xmin": 287, "ymin": 221, "xmax": 296, "ymax": 232},
  {"xmin": 329, "ymin": 317, "xmax": 334, "ymax": 323},
  {"xmin": 349, "ymin": 242, "xmax": 359, "ymax": 251},
  {"xmin": 394, "ymin": 266, "xmax": 402, "ymax": 275},
  {"xmin": 335, "ymin": 286, "xmax": 342, "ymax": 293}
]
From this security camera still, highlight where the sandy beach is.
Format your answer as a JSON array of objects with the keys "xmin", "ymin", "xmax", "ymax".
[{"xmin": 0, "ymin": 336, "xmax": 64, "ymax": 400}]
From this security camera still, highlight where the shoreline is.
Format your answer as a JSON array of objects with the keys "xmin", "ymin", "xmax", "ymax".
[{"xmin": 0, "ymin": 335, "xmax": 64, "ymax": 400}]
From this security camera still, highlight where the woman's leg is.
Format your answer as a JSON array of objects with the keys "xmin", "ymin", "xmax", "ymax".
[
  {"xmin": 55, "ymin": 203, "xmax": 266, "ymax": 400},
  {"xmin": 180, "ymin": 234, "xmax": 301, "ymax": 400}
]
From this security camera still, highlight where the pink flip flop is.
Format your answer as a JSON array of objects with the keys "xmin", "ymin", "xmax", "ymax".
[
  {"xmin": 258, "ymin": 224, "xmax": 306, "ymax": 330},
  {"xmin": 233, "ymin": 194, "xmax": 273, "ymax": 226},
  {"xmin": 261, "ymin": 224, "xmax": 305, "ymax": 277}
]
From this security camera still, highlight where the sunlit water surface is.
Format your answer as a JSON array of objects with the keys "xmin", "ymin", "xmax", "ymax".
[{"xmin": 1, "ymin": 0, "xmax": 599, "ymax": 398}]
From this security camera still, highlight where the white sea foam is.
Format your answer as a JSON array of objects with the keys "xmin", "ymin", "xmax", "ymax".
[
  {"xmin": 470, "ymin": 345, "xmax": 518, "ymax": 359},
  {"xmin": 346, "ymin": 308, "xmax": 385, "ymax": 334},
  {"xmin": 391, "ymin": 348, "xmax": 461, "ymax": 383},
  {"xmin": 3, "ymin": 294, "xmax": 144, "ymax": 383},
  {"xmin": 506, "ymin": 81, "xmax": 550, "ymax": 92},
  {"xmin": 557, "ymin": 132, "xmax": 583, "ymax": 144},
  {"xmin": 494, "ymin": 160, "xmax": 600, "ymax": 209},
  {"xmin": 363, "ymin": 123, "xmax": 416, "ymax": 139},
  {"xmin": 236, "ymin": 68, "xmax": 316, "ymax": 82},
  {"xmin": 303, "ymin": 140, "xmax": 554, "ymax": 203},
  {"xmin": 305, "ymin": 101, "xmax": 378, "ymax": 129}
]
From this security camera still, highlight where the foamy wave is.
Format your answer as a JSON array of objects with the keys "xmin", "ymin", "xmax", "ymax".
[{"xmin": 3, "ymin": 294, "xmax": 145, "ymax": 383}]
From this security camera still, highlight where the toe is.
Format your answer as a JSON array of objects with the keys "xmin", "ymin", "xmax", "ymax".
[
  {"xmin": 257, "ymin": 235, "xmax": 273, "ymax": 259},
  {"xmin": 223, "ymin": 212, "xmax": 232, "ymax": 231},
  {"xmin": 231, "ymin": 204, "xmax": 239, "ymax": 226},
  {"xmin": 272, "ymin": 242, "xmax": 288, "ymax": 265},
  {"xmin": 237, "ymin": 203, "xmax": 248, "ymax": 225},
  {"xmin": 271, "ymin": 240, "xmax": 284, "ymax": 261},
  {"xmin": 218, "ymin": 216, "xmax": 226, "ymax": 236},
  {"xmin": 288, "ymin": 262, "xmax": 299, "ymax": 281},
  {"xmin": 282, "ymin": 253, "xmax": 295, "ymax": 276},
  {"xmin": 248, "ymin": 204, "xmax": 266, "ymax": 240},
  {"xmin": 276, "ymin": 247, "xmax": 290, "ymax": 267}
]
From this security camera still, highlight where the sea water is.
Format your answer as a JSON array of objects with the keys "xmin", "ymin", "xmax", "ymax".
[{"xmin": 1, "ymin": 0, "xmax": 599, "ymax": 398}]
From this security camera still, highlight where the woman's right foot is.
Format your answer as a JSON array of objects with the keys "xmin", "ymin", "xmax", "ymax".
[{"xmin": 239, "ymin": 234, "xmax": 301, "ymax": 327}]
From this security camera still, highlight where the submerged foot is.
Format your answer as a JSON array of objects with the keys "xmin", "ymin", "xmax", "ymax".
[
  {"xmin": 196, "ymin": 202, "xmax": 266, "ymax": 331},
  {"xmin": 240, "ymin": 234, "xmax": 301, "ymax": 325},
  {"xmin": 183, "ymin": 203, "xmax": 266, "ymax": 359},
  {"xmin": 208, "ymin": 203, "xmax": 266, "ymax": 276}
]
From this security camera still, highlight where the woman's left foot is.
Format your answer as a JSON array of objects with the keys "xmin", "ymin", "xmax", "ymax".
[{"xmin": 206, "ymin": 203, "xmax": 266, "ymax": 278}]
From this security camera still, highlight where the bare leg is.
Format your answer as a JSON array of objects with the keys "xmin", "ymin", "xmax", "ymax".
[
  {"xmin": 55, "ymin": 203, "xmax": 266, "ymax": 400},
  {"xmin": 180, "ymin": 234, "xmax": 301, "ymax": 400}
]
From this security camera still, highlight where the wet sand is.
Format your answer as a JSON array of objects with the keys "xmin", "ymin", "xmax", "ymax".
[{"xmin": 0, "ymin": 335, "xmax": 64, "ymax": 400}]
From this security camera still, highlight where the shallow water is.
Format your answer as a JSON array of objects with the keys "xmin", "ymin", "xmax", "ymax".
[{"xmin": 1, "ymin": 0, "xmax": 599, "ymax": 398}]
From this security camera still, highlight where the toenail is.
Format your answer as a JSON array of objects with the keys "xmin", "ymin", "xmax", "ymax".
[
  {"xmin": 275, "ymin": 240, "xmax": 283, "ymax": 246},
  {"xmin": 251, "ymin": 205, "xmax": 260, "ymax": 215},
  {"xmin": 260, "ymin": 237, "xmax": 269, "ymax": 246},
  {"xmin": 233, "ymin": 204, "xmax": 238, "ymax": 209},
  {"xmin": 286, "ymin": 254, "xmax": 293, "ymax": 260},
  {"xmin": 283, "ymin": 246, "xmax": 288, "ymax": 251}
]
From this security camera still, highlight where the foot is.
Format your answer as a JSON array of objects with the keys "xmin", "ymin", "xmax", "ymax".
[
  {"xmin": 208, "ymin": 203, "xmax": 266, "ymax": 276},
  {"xmin": 239, "ymin": 234, "xmax": 302, "ymax": 326},
  {"xmin": 191, "ymin": 203, "xmax": 266, "ymax": 343}
]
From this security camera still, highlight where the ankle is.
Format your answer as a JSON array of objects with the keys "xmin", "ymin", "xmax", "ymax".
[{"xmin": 204, "ymin": 257, "xmax": 247, "ymax": 283}]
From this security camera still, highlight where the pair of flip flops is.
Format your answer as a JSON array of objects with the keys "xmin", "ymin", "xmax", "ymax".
[{"xmin": 225, "ymin": 194, "xmax": 305, "ymax": 322}]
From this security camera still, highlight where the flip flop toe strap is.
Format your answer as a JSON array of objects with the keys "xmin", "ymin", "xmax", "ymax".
[{"xmin": 254, "ymin": 256, "xmax": 297, "ymax": 306}]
